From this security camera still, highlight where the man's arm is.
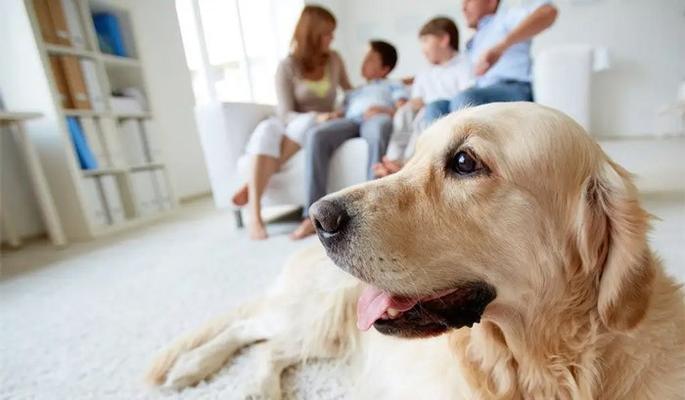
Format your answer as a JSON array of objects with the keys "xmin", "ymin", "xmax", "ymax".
[{"xmin": 475, "ymin": 4, "xmax": 558, "ymax": 76}]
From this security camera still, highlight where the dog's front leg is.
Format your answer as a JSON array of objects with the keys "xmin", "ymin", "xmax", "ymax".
[{"xmin": 165, "ymin": 316, "xmax": 276, "ymax": 389}]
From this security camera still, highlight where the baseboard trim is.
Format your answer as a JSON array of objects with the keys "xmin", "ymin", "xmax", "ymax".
[{"xmin": 178, "ymin": 191, "xmax": 213, "ymax": 204}]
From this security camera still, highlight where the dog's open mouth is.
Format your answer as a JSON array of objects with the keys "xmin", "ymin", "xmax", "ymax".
[{"xmin": 357, "ymin": 282, "xmax": 496, "ymax": 338}]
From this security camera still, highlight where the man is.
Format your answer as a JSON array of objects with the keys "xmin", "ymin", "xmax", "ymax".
[
  {"xmin": 374, "ymin": 0, "xmax": 558, "ymax": 177},
  {"xmin": 424, "ymin": 0, "xmax": 558, "ymax": 122}
]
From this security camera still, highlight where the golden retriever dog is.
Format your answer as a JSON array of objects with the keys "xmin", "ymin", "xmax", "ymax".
[{"xmin": 146, "ymin": 103, "xmax": 685, "ymax": 399}]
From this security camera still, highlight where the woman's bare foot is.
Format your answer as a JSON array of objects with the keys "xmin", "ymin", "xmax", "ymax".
[
  {"xmin": 231, "ymin": 184, "xmax": 249, "ymax": 207},
  {"xmin": 248, "ymin": 219, "xmax": 268, "ymax": 240},
  {"xmin": 290, "ymin": 218, "xmax": 316, "ymax": 240}
]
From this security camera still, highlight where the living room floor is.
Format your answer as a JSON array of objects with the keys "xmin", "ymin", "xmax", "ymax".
[{"xmin": 1, "ymin": 138, "xmax": 683, "ymax": 399}]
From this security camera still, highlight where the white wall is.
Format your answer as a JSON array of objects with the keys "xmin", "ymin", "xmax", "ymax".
[
  {"xmin": 325, "ymin": 0, "xmax": 685, "ymax": 137},
  {"xmin": 535, "ymin": 0, "xmax": 685, "ymax": 137},
  {"xmin": 1, "ymin": 0, "xmax": 53, "ymax": 240},
  {"xmin": 117, "ymin": 0, "xmax": 211, "ymax": 199}
]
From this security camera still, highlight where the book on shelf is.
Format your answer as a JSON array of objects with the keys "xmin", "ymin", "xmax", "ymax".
[
  {"xmin": 98, "ymin": 119, "xmax": 127, "ymax": 167},
  {"xmin": 45, "ymin": 0, "xmax": 71, "ymax": 46},
  {"xmin": 79, "ymin": 117, "xmax": 110, "ymax": 167},
  {"xmin": 82, "ymin": 176, "xmax": 109, "ymax": 227},
  {"xmin": 100, "ymin": 175, "xmax": 126, "ymax": 224},
  {"xmin": 66, "ymin": 116, "xmax": 98, "ymax": 170},
  {"xmin": 79, "ymin": 59, "xmax": 106, "ymax": 112},
  {"xmin": 92, "ymin": 12, "xmax": 128, "ymax": 57},
  {"xmin": 110, "ymin": 96, "xmax": 144, "ymax": 114},
  {"xmin": 60, "ymin": 0, "xmax": 86, "ymax": 49},
  {"xmin": 33, "ymin": 0, "xmax": 58, "ymax": 44},
  {"xmin": 49, "ymin": 55, "xmax": 73, "ymax": 109},
  {"xmin": 59, "ymin": 55, "xmax": 91, "ymax": 109},
  {"xmin": 118, "ymin": 119, "xmax": 147, "ymax": 165}
]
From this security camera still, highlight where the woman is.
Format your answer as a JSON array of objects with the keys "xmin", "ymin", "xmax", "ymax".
[{"xmin": 232, "ymin": 5, "xmax": 352, "ymax": 240}]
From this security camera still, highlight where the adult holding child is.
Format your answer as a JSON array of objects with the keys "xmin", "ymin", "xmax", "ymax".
[
  {"xmin": 291, "ymin": 40, "xmax": 409, "ymax": 239},
  {"xmin": 231, "ymin": 5, "xmax": 352, "ymax": 240},
  {"xmin": 425, "ymin": 0, "xmax": 558, "ymax": 121},
  {"xmin": 375, "ymin": 0, "xmax": 559, "ymax": 177}
]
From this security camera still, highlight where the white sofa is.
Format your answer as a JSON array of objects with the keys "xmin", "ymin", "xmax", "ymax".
[{"xmin": 197, "ymin": 45, "xmax": 597, "ymax": 218}]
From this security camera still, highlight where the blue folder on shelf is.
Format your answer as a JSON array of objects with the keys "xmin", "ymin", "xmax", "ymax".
[
  {"xmin": 66, "ymin": 117, "xmax": 98, "ymax": 170},
  {"xmin": 92, "ymin": 12, "xmax": 127, "ymax": 57}
]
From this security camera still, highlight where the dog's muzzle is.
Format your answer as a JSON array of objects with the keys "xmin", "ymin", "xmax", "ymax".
[{"xmin": 309, "ymin": 199, "xmax": 350, "ymax": 241}]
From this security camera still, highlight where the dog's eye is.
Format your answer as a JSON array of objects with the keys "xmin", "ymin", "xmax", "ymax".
[{"xmin": 449, "ymin": 151, "xmax": 483, "ymax": 176}]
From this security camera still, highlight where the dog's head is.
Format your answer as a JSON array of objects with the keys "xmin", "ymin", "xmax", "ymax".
[{"xmin": 311, "ymin": 102, "xmax": 654, "ymax": 338}]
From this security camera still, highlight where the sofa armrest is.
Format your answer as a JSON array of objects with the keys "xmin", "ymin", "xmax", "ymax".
[
  {"xmin": 221, "ymin": 102, "xmax": 277, "ymax": 158},
  {"xmin": 194, "ymin": 101, "xmax": 275, "ymax": 209},
  {"xmin": 534, "ymin": 45, "xmax": 594, "ymax": 131}
]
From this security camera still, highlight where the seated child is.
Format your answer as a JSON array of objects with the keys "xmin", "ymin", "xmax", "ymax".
[
  {"xmin": 374, "ymin": 17, "xmax": 473, "ymax": 178},
  {"xmin": 342, "ymin": 40, "xmax": 408, "ymax": 122}
]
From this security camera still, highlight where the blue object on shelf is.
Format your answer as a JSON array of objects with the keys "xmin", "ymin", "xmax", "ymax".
[
  {"xmin": 92, "ymin": 12, "xmax": 127, "ymax": 57},
  {"xmin": 66, "ymin": 117, "xmax": 98, "ymax": 170}
]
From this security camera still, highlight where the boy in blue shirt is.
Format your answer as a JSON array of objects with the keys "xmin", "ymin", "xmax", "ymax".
[
  {"xmin": 342, "ymin": 40, "xmax": 408, "ymax": 122},
  {"xmin": 293, "ymin": 40, "xmax": 407, "ymax": 239}
]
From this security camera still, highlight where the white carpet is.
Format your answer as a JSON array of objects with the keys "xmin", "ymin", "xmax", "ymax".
[
  {"xmin": 2, "ymin": 138, "xmax": 684, "ymax": 400},
  {"xmin": 0, "ymin": 204, "xmax": 351, "ymax": 399}
]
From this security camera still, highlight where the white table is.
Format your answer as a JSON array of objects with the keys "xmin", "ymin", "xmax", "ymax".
[{"xmin": 1, "ymin": 112, "xmax": 66, "ymax": 247}]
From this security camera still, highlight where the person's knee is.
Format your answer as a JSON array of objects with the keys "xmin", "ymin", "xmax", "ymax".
[
  {"xmin": 307, "ymin": 125, "xmax": 335, "ymax": 152},
  {"xmin": 423, "ymin": 101, "xmax": 446, "ymax": 120},
  {"xmin": 450, "ymin": 89, "xmax": 485, "ymax": 111},
  {"xmin": 361, "ymin": 115, "xmax": 392, "ymax": 143},
  {"xmin": 249, "ymin": 119, "xmax": 282, "ymax": 156}
]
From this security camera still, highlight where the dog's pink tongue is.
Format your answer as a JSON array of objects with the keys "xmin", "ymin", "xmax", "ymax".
[{"xmin": 357, "ymin": 285, "xmax": 417, "ymax": 331}]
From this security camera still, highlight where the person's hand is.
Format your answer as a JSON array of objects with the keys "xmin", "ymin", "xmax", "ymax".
[
  {"xmin": 474, "ymin": 41, "xmax": 508, "ymax": 76},
  {"xmin": 409, "ymin": 98, "xmax": 424, "ymax": 112},
  {"xmin": 363, "ymin": 106, "xmax": 392, "ymax": 120},
  {"xmin": 316, "ymin": 111, "xmax": 340, "ymax": 123},
  {"xmin": 395, "ymin": 99, "xmax": 408, "ymax": 108}
]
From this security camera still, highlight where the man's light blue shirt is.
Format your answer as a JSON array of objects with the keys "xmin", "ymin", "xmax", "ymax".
[
  {"xmin": 467, "ymin": 0, "xmax": 551, "ymax": 88},
  {"xmin": 344, "ymin": 79, "xmax": 408, "ymax": 121}
]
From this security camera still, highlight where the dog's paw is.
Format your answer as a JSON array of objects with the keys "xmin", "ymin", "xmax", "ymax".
[
  {"xmin": 241, "ymin": 373, "xmax": 282, "ymax": 400},
  {"xmin": 164, "ymin": 350, "xmax": 225, "ymax": 389}
]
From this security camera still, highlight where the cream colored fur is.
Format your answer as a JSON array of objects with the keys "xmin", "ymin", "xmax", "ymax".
[{"xmin": 146, "ymin": 103, "xmax": 685, "ymax": 399}]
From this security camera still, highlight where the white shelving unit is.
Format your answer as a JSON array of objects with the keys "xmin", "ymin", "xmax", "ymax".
[{"xmin": 14, "ymin": 0, "xmax": 178, "ymax": 241}]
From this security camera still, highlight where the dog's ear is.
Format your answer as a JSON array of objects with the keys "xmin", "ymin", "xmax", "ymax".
[{"xmin": 575, "ymin": 159, "xmax": 654, "ymax": 331}]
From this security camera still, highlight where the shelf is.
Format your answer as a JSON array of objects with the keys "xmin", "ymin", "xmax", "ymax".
[
  {"xmin": 113, "ymin": 112, "xmax": 152, "ymax": 119},
  {"xmin": 99, "ymin": 53, "xmax": 141, "ymax": 68},
  {"xmin": 0, "ymin": 112, "xmax": 43, "ymax": 122},
  {"xmin": 82, "ymin": 167, "xmax": 127, "ymax": 177},
  {"xmin": 63, "ymin": 109, "xmax": 109, "ymax": 117},
  {"xmin": 45, "ymin": 44, "xmax": 97, "ymax": 59},
  {"xmin": 63, "ymin": 110, "xmax": 152, "ymax": 119},
  {"xmin": 129, "ymin": 162, "xmax": 164, "ymax": 172}
]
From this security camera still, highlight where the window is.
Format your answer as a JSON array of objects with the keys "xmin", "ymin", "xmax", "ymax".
[{"xmin": 175, "ymin": 0, "xmax": 303, "ymax": 105}]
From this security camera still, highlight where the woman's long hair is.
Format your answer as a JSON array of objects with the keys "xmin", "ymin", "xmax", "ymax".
[{"xmin": 291, "ymin": 5, "xmax": 336, "ymax": 74}]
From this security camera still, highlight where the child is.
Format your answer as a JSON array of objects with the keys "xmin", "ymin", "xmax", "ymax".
[
  {"xmin": 375, "ymin": 17, "xmax": 472, "ymax": 177},
  {"xmin": 342, "ymin": 40, "xmax": 408, "ymax": 122},
  {"xmin": 291, "ymin": 40, "xmax": 407, "ymax": 239}
]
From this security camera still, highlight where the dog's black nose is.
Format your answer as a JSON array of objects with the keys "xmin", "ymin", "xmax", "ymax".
[{"xmin": 309, "ymin": 199, "xmax": 350, "ymax": 236}]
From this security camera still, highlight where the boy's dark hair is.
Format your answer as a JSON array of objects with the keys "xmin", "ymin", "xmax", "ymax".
[
  {"xmin": 369, "ymin": 40, "xmax": 398, "ymax": 71},
  {"xmin": 419, "ymin": 17, "xmax": 459, "ymax": 51}
]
